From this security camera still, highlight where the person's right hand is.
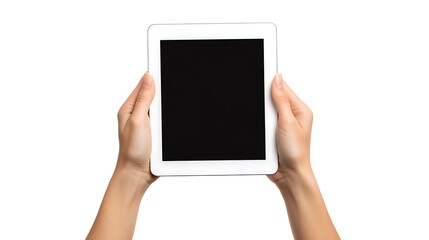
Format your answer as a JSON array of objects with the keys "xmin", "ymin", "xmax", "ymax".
[
  {"xmin": 116, "ymin": 72, "xmax": 157, "ymax": 186},
  {"xmin": 268, "ymin": 74, "xmax": 314, "ymax": 185}
]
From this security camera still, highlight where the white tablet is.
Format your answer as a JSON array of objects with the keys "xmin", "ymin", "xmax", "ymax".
[{"xmin": 148, "ymin": 23, "xmax": 278, "ymax": 176}]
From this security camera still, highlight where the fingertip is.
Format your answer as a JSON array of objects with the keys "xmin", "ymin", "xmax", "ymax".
[
  {"xmin": 141, "ymin": 72, "xmax": 153, "ymax": 89},
  {"xmin": 132, "ymin": 72, "xmax": 155, "ymax": 118},
  {"xmin": 271, "ymin": 74, "xmax": 286, "ymax": 100},
  {"xmin": 143, "ymin": 71, "xmax": 153, "ymax": 78},
  {"xmin": 273, "ymin": 73, "xmax": 284, "ymax": 89},
  {"xmin": 271, "ymin": 73, "xmax": 296, "ymax": 119}
]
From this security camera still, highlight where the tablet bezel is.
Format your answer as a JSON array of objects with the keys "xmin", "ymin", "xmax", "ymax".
[{"xmin": 148, "ymin": 23, "xmax": 278, "ymax": 176}]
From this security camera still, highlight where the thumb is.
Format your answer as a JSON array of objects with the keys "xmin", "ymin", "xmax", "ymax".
[
  {"xmin": 132, "ymin": 72, "xmax": 155, "ymax": 120},
  {"xmin": 271, "ymin": 74, "xmax": 296, "ymax": 125}
]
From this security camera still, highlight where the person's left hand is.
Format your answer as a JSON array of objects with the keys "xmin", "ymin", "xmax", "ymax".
[{"xmin": 116, "ymin": 72, "xmax": 158, "ymax": 185}]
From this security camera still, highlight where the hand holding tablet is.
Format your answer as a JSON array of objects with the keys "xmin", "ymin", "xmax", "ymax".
[
  {"xmin": 88, "ymin": 23, "xmax": 340, "ymax": 240},
  {"xmin": 148, "ymin": 23, "xmax": 278, "ymax": 176}
]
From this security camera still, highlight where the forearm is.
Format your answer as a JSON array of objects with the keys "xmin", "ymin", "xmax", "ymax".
[
  {"xmin": 276, "ymin": 166, "xmax": 339, "ymax": 240},
  {"xmin": 87, "ymin": 165, "xmax": 150, "ymax": 240}
]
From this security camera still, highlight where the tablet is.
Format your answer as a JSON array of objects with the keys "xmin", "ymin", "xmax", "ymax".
[{"xmin": 148, "ymin": 23, "xmax": 278, "ymax": 176}]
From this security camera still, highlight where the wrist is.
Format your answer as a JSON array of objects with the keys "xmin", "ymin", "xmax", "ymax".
[
  {"xmin": 116, "ymin": 154, "xmax": 158, "ymax": 185},
  {"xmin": 112, "ymin": 164, "xmax": 152, "ymax": 197},
  {"xmin": 274, "ymin": 165, "xmax": 318, "ymax": 196}
]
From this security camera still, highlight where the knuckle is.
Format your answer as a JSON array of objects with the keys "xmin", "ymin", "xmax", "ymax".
[
  {"xmin": 118, "ymin": 103, "xmax": 135, "ymax": 118},
  {"xmin": 275, "ymin": 92, "xmax": 289, "ymax": 103},
  {"xmin": 117, "ymin": 109, "xmax": 123, "ymax": 119},
  {"xmin": 117, "ymin": 104, "xmax": 130, "ymax": 118},
  {"xmin": 301, "ymin": 102, "xmax": 313, "ymax": 121},
  {"xmin": 278, "ymin": 115, "xmax": 295, "ymax": 127},
  {"xmin": 307, "ymin": 109, "xmax": 313, "ymax": 119},
  {"xmin": 129, "ymin": 116, "xmax": 142, "ymax": 127},
  {"xmin": 136, "ymin": 93, "xmax": 151, "ymax": 104},
  {"xmin": 274, "ymin": 94, "xmax": 289, "ymax": 105}
]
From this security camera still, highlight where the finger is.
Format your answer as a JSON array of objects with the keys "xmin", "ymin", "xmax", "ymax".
[
  {"xmin": 130, "ymin": 72, "xmax": 155, "ymax": 122},
  {"xmin": 277, "ymin": 74, "xmax": 313, "ymax": 128},
  {"xmin": 117, "ymin": 73, "xmax": 145, "ymax": 132},
  {"xmin": 271, "ymin": 74, "xmax": 296, "ymax": 126},
  {"xmin": 283, "ymin": 83, "xmax": 312, "ymax": 128}
]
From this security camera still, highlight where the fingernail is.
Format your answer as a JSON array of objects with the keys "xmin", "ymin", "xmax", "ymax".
[
  {"xmin": 275, "ymin": 73, "xmax": 283, "ymax": 88},
  {"xmin": 141, "ymin": 73, "xmax": 152, "ymax": 88}
]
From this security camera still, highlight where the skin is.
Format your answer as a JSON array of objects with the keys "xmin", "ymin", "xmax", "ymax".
[
  {"xmin": 269, "ymin": 74, "xmax": 340, "ymax": 240},
  {"xmin": 87, "ymin": 72, "xmax": 339, "ymax": 240}
]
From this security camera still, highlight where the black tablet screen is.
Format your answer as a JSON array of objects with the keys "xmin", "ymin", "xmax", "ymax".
[{"xmin": 160, "ymin": 39, "xmax": 265, "ymax": 161}]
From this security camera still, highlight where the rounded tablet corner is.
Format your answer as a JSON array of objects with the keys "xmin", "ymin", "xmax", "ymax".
[
  {"xmin": 147, "ymin": 23, "xmax": 160, "ymax": 35},
  {"xmin": 265, "ymin": 22, "xmax": 277, "ymax": 32},
  {"xmin": 150, "ymin": 164, "xmax": 161, "ymax": 177},
  {"xmin": 267, "ymin": 162, "xmax": 279, "ymax": 175}
]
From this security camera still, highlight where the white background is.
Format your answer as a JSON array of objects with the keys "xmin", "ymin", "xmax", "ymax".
[{"xmin": 0, "ymin": 0, "xmax": 428, "ymax": 239}]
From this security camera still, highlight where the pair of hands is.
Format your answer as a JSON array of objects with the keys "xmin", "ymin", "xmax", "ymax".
[
  {"xmin": 89, "ymin": 73, "xmax": 340, "ymax": 240},
  {"xmin": 116, "ymin": 72, "xmax": 313, "ymax": 185}
]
